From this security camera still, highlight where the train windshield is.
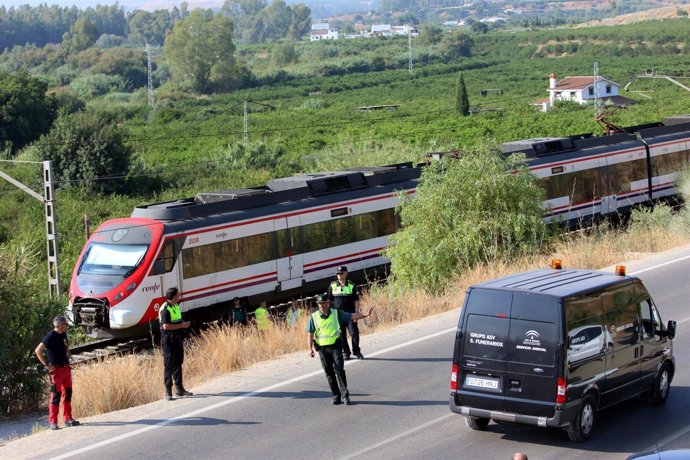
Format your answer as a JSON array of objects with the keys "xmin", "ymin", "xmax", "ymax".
[{"xmin": 78, "ymin": 242, "xmax": 148, "ymax": 277}]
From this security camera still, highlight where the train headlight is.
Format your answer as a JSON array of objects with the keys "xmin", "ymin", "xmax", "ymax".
[
  {"xmin": 126, "ymin": 282, "xmax": 137, "ymax": 292},
  {"xmin": 113, "ymin": 292, "xmax": 124, "ymax": 302}
]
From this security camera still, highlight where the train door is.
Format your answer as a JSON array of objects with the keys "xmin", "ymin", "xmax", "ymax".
[
  {"xmin": 600, "ymin": 159, "xmax": 618, "ymax": 215},
  {"xmin": 274, "ymin": 216, "xmax": 303, "ymax": 292}
]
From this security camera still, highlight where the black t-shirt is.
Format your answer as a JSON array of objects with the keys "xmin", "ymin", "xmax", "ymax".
[{"xmin": 42, "ymin": 330, "xmax": 69, "ymax": 365}]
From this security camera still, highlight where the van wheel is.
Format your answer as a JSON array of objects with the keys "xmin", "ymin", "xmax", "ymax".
[
  {"xmin": 567, "ymin": 396, "xmax": 596, "ymax": 442},
  {"xmin": 465, "ymin": 416, "xmax": 490, "ymax": 431},
  {"xmin": 648, "ymin": 363, "xmax": 671, "ymax": 406}
]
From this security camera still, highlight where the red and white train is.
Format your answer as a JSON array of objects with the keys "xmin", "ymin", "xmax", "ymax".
[{"xmin": 69, "ymin": 116, "xmax": 690, "ymax": 338}]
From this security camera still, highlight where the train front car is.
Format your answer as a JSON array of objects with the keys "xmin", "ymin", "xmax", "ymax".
[{"xmin": 69, "ymin": 218, "xmax": 164, "ymax": 338}]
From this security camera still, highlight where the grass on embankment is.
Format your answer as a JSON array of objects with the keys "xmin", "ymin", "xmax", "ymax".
[{"xmin": 69, "ymin": 213, "xmax": 690, "ymax": 418}]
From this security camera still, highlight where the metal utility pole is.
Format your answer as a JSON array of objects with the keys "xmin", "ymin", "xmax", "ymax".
[
  {"xmin": 593, "ymin": 61, "xmax": 602, "ymax": 120},
  {"xmin": 0, "ymin": 160, "xmax": 61, "ymax": 297},
  {"xmin": 408, "ymin": 32, "xmax": 414, "ymax": 75},
  {"xmin": 146, "ymin": 42, "xmax": 155, "ymax": 108},
  {"xmin": 243, "ymin": 100, "xmax": 249, "ymax": 146}
]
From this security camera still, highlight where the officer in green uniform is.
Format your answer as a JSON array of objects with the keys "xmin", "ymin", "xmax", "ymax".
[
  {"xmin": 307, "ymin": 294, "xmax": 373, "ymax": 405},
  {"xmin": 159, "ymin": 287, "xmax": 192, "ymax": 401},
  {"xmin": 327, "ymin": 265, "xmax": 363, "ymax": 360},
  {"xmin": 254, "ymin": 300, "xmax": 272, "ymax": 331}
]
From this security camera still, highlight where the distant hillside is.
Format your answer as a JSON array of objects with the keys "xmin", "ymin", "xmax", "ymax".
[{"xmin": 576, "ymin": 5, "xmax": 690, "ymax": 27}]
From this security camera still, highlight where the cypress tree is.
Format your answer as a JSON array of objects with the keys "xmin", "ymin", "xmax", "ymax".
[{"xmin": 456, "ymin": 71, "xmax": 470, "ymax": 116}]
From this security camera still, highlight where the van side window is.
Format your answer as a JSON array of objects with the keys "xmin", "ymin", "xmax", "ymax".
[
  {"xmin": 602, "ymin": 284, "xmax": 640, "ymax": 348},
  {"xmin": 566, "ymin": 295, "xmax": 606, "ymax": 364}
]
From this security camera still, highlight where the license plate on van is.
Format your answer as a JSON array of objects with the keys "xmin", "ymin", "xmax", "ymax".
[{"xmin": 465, "ymin": 376, "xmax": 500, "ymax": 390}]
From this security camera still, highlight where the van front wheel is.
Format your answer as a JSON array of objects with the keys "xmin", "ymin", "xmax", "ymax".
[
  {"xmin": 567, "ymin": 396, "xmax": 596, "ymax": 442},
  {"xmin": 465, "ymin": 416, "xmax": 490, "ymax": 431}
]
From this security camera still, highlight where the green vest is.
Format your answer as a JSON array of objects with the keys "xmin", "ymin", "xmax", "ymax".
[
  {"xmin": 255, "ymin": 307, "xmax": 272, "ymax": 331},
  {"xmin": 160, "ymin": 302, "xmax": 182, "ymax": 323},
  {"xmin": 285, "ymin": 308, "xmax": 301, "ymax": 326},
  {"xmin": 330, "ymin": 281, "xmax": 355, "ymax": 296},
  {"xmin": 312, "ymin": 309, "xmax": 341, "ymax": 346}
]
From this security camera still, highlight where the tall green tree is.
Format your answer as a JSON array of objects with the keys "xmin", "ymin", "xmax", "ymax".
[
  {"xmin": 442, "ymin": 31, "xmax": 473, "ymax": 59},
  {"xmin": 385, "ymin": 147, "xmax": 547, "ymax": 292},
  {"xmin": 0, "ymin": 70, "xmax": 57, "ymax": 156},
  {"xmin": 61, "ymin": 18, "xmax": 99, "ymax": 55},
  {"xmin": 456, "ymin": 72, "xmax": 470, "ymax": 116},
  {"xmin": 164, "ymin": 10, "xmax": 236, "ymax": 93},
  {"xmin": 0, "ymin": 248, "xmax": 64, "ymax": 415},
  {"xmin": 35, "ymin": 110, "xmax": 132, "ymax": 194}
]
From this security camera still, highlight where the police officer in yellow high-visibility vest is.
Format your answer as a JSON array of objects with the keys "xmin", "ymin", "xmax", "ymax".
[
  {"xmin": 307, "ymin": 294, "xmax": 373, "ymax": 405},
  {"xmin": 159, "ymin": 287, "xmax": 192, "ymax": 401},
  {"xmin": 254, "ymin": 300, "xmax": 272, "ymax": 331},
  {"xmin": 327, "ymin": 265, "xmax": 362, "ymax": 360}
]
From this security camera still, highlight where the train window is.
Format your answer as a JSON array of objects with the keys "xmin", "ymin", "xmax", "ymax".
[
  {"xmin": 163, "ymin": 241, "xmax": 176, "ymax": 272},
  {"xmin": 571, "ymin": 168, "xmax": 599, "ymax": 204},
  {"xmin": 353, "ymin": 213, "xmax": 377, "ymax": 241},
  {"xmin": 631, "ymin": 159, "xmax": 647, "ymax": 182},
  {"xmin": 303, "ymin": 221, "xmax": 331, "ymax": 253},
  {"xmin": 613, "ymin": 162, "xmax": 632, "ymax": 193},
  {"xmin": 246, "ymin": 233, "xmax": 273, "ymax": 265},
  {"xmin": 652, "ymin": 155, "xmax": 670, "ymax": 176},
  {"xmin": 540, "ymin": 174, "xmax": 570, "ymax": 200},
  {"xmin": 375, "ymin": 209, "xmax": 397, "ymax": 236}
]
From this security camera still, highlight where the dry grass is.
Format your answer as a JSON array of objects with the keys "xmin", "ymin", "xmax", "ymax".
[{"xmin": 69, "ymin": 220, "xmax": 690, "ymax": 419}]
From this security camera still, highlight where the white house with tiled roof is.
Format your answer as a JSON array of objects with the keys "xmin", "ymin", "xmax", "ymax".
[
  {"xmin": 532, "ymin": 72, "xmax": 637, "ymax": 112},
  {"xmin": 310, "ymin": 23, "xmax": 339, "ymax": 41}
]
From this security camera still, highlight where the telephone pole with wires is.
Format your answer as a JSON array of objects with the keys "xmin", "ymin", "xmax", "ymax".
[
  {"xmin": 0, "ymin": 160, "xmax": 61, "ymax": 298},
  {"xmin": 408, "ymin": 31, "xmax": 413, "ymax": 75},
  {"xmin": 146, "ymin": 42, "xmax": 155, "ymax": 108}
]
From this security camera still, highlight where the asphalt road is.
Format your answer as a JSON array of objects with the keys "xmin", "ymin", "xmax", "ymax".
[{"xmin": 3, "ymin": 246, "xmax": 690, "ymax": 460}]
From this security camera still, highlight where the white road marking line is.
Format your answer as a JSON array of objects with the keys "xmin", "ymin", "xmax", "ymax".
[
  {"xmin": 338, "ymin": 413, "xmax": 455, "ymax": 460},
  {"xmin": 52, "ymin": 327, "xmax": 457, "ymax": 460},
  {"xmin": 628, "ymin": 254, "xmax": 690, "ymax": 275}
]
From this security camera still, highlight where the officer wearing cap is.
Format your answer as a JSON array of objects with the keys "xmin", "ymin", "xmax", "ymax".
[
  {"xmin": 159, "ymin": 287, "xmax": 193, "ymax": 401},
  {"xmin": 307, "ymin": 294, "xmax": 373, "ymax": 405},
  {"xmin": 326, "ymin": 266, "xmax": 363, "ymax": 360}
]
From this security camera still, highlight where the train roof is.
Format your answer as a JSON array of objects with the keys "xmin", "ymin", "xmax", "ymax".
[{"xmin": 130, "ymin": 163, "xmax": 421, "ymax": 222}]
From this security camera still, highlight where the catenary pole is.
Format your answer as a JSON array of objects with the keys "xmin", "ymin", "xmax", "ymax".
[{"xmin": 0, "ymin": 159, "xmax": 61, "ymax": 297}]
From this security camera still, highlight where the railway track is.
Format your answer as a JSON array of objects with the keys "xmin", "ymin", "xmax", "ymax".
[{"xmin": 69, "ymin": 338, "xmax": 154, "ymax": 366}]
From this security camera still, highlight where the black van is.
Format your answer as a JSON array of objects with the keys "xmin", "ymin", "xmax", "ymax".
[{"xmin": 449, "ymin": 264, "xmax": 676, "ymax": 441}]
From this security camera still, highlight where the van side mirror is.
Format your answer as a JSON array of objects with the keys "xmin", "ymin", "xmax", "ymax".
[{"xmin": 666, "ymin": 320, "xmax": 676, "ymax": 339}]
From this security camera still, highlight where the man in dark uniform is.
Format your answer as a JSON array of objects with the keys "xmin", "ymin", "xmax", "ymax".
[
  {"xmin": 159, "ymin": 287, "xmax": 193, "ymax": 401},
  {"xmin": 326, "ymin": 265, "xmax": 363, "ymax": 360},
  {"xmin": 307, "ymin": 294, "xmax": 373, "ymax": 405},
  {"xmin": 35, "ymin": 316, "xmax": 80, "ymax": 430}
]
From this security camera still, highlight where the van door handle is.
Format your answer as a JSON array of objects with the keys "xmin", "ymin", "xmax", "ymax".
[{"xmin": 634, "ymin": 347, "xmax": 639, "ymax": 358}]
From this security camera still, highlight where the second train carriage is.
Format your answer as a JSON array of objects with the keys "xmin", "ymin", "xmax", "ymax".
[
  {"xmin": 505, "ymin": 118, "xmax": 690, "ymax": 224},
  {"xmin": 70, "ymin": 118, "xmax": 690, "ymax": 338}
]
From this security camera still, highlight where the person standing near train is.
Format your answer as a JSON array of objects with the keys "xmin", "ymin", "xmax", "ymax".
[
  {"xmin": 159, "ymin": 287, "xmax": 193, "ymax": 401},
  {"xmin": 326, "ymin": 266, "xmax": 363, "ymax": 360},
  {"xmin": 307, "ymin": 294, "xmax": 374, "ymax": 405},
  {"xmin": 254, "ymin": 300, "xmax": 273, "ymax": 331},
  {"xmin": 229, "ymin": 296, "xmax": 248, "ymax": 327},
  {"xmin": 35, "ymin": 316, "xmax": 80, "ymax": 430}
]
